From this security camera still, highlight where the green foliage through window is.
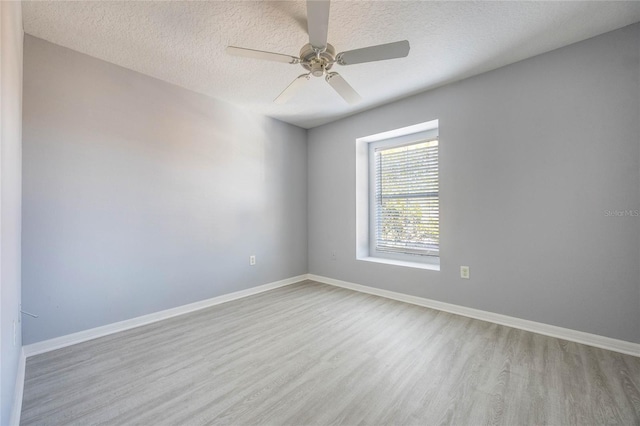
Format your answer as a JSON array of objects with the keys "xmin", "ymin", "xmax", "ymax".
[{"xmin": 374, "ymin": 139, "xmax": 439, "ymax": 256}]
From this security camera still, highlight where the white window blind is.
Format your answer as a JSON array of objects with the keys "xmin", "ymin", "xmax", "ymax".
[{"xmin": 374, "ymin": 139, "xmax": 439, "ymax": 257}]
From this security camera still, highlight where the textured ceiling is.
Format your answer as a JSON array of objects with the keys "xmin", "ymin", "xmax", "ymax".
[{"xmin": 22, "ymin": 1, "xmax": 640, "ymax": 129}]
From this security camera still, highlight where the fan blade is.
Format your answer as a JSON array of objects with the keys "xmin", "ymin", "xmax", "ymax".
[
  {"xmin": 307, "ymin": 0, "xmax": 330, "ymax": 49},
  {"xmin": 226, "ymin": 46, "xmax": 299, "ymax": 64},
  {"xmin": 325, "ymin": 72, "xmax": 362, "ymax": 105},
  {"xmin": 336, "ymin": 40, "xmax": 410, "ymax": 65},
  {"xmin": 274, "ymin": 74, "xmax": 311, "ymax": 104}
]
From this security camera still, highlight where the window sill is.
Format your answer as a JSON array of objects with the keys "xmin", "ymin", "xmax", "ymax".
[{"xmin": 357, "ymin": 256, "xmax": 440, "ymax": 271}]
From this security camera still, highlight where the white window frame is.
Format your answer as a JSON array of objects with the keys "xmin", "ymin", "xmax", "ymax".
[{"xmin": 367, "ymin": 128, "xmax": 440, "ymax": 266}]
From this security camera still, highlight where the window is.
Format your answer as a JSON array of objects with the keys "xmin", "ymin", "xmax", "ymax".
[
  {"xmin": 369, "ymin": 137, "xmax": 439, "ymax": 262},
  {"xmin": 356, "ymin": 120, "xmax": 439, "ymax": 269}
]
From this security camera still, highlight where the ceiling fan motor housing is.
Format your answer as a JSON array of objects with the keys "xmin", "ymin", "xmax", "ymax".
[{"xmin": 300, "ymin": 43, "xmax": 336, "ymax": 77}]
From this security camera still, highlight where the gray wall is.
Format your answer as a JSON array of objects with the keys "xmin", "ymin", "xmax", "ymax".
[
  {"xmin": 22, "ymin": 35, "xmax": 308, "ymax": 345},
  {"xmin": 1, "ymin": 2, "xmax": 23, "ymax": 424},
  {"xmin": 308, "ymin": 24, "xmax": 640, "ymax": 343}
]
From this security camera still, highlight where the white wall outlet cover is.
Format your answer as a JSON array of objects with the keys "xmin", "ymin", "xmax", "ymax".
[
  {"xmin": 250, "ymin": 255, "xmax": 256, "ymax": 265},
  {"xmin": 460, "ymin": 266, "xmax": 470, "ymax": 279}
]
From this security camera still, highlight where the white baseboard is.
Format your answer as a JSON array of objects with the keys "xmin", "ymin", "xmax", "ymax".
[
  {"xmin": 23, "ymin": 275, "xmax": 307, "ymax": 357},
  {"xmin": 21, "ymin": 272, "xmax": 640, "ymax": 360},
  {"xmin": 9, "ymin": 348, "xmax": 26, "ymax": 426},
  {"xmin": 308, "ymin": 274, "xmax": 640, "ymax": 357}
]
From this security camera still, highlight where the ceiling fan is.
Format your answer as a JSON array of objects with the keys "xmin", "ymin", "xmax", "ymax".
[{"xmin": 226, "ymin": 0, "xmax": 410, "ymax": 105}]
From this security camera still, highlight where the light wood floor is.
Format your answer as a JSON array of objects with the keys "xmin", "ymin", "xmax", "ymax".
[{"xmin": 21, "ymin": 280, "xmax": 640, "ymax": 425}]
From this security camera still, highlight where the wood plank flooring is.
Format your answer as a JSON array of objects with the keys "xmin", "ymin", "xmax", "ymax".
[{"xmin": 21, "ymin": 280, "xmax": 640, "ymax": 425}]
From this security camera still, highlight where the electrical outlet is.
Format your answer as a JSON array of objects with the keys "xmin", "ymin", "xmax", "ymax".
[
  {"xmin": 250, "ymin": 255, "xmax": 256, "ymax": 266},
  {"xmin": 460, "ymin": 266, "xmax": 470, "ymax": 279}
]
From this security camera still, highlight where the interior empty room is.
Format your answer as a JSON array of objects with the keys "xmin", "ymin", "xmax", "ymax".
[{"xmin": 1, "ymin": 1, "xmax": 639, "ymax": 425}]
